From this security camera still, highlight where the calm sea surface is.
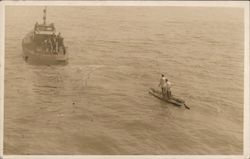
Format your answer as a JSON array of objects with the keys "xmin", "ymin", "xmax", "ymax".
[{"xmin": 4, "ymin": 6, "xmax": 244, "ymax": 155}]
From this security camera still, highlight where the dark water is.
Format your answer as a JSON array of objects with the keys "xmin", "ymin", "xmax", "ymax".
[{"xmin": 4, "ymin": 6, "xmax": 244, "ymax": 155}]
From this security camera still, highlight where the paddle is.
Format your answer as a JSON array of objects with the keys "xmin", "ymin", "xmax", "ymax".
[{"xmin": 184, "ymin": 103, "xmax": 190, "ymax": 110}]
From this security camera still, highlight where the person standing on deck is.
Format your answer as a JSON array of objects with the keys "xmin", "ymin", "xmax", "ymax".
[
  {"xmin": 34, "ymin": 22, "xmax": 38, "ymax": 31},
  {"xmin": 43, "ymin": 39, "xmax": 48, "ymax": 53},
  {"xmin": 158, "ymin": 74, "xmax": 166, "ymax": 95},
  {"xmin": 51, "ymin": 33, "xmax": 57, "ymax": 53},
  {"xmin": 57, "ymin": 32, "xmax": 63, "ymax": 52},
  {"xmin": 47, "ymin": 38, "xmax": 52, "ymax": 53}
]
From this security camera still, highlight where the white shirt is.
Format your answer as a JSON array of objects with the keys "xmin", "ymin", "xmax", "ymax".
[
  {"xmin": 159, "ymin": 77, "xmax": 166, "ymax": 87},
  {"xmin": 166, "ymin": 81, "xmax": 171, "ymax": 91}
]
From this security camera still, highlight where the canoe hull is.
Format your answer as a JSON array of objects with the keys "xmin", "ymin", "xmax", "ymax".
[{"xmin": 149, "ymin": 88, "xmax": 185, "ymax": 106}]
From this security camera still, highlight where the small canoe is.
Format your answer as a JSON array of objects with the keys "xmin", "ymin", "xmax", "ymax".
[{"xmin": 149, "ymin": 88, "xmax": 190, "ymax": 109}]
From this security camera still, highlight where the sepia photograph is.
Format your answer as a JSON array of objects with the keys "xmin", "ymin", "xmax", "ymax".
[{"xmin": 1, "ymin": 1, "xmax": 249, "ymax": 157}]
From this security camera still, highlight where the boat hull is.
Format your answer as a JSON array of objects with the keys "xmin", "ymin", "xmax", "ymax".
[
  {"xmin": 23, "ymin": 47, "xmax": 68, "ymax": 65},
  {"xmin": 22, "ymin": 30, "xmax": 68, "ymax": 65}
]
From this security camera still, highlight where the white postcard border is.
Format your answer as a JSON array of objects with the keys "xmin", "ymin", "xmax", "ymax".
[{"xmin": 0, "ymin": 1, "xmax": 249, "ymax": 159}]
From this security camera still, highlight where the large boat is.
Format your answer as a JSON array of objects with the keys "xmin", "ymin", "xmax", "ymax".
[{"xmin": 22, "ymin": 7, "xmax": 68, "ymax": 65}]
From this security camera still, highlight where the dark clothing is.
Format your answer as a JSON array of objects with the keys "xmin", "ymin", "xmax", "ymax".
[
  {"xmin": 42, "ymin": 40, "xmax": 47, "ymax": 52},
  {"xmin": 47, "ymin": 39, "xmax": 52, "ymax": 52},
  {"xmin": 51, "ymin": 37, "xmax": 57, "ymax": 53},
  {"xmin": 161, "ymin": 87, "xmax": 166, "ymax": 97},
  {"xmin": 167, "ymin": 90, "xmax": 172, "ymax": 99},
  {"xmin": 57, "ymin": 35, "xmax": 64, "ymax": 53},
  {"xmin": 57, "ymin": 37, "xmax": 63, "ymax": 47}
]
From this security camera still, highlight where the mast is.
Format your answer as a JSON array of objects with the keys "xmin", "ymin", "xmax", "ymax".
[{"xmin": 43, "ymin": 6, "xmax": 47, "ymax": 25}]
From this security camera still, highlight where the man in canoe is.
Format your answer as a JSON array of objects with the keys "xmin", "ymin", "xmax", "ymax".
[
  {"xmin": 161, "ymin": 78, "xmax": 171, "ymax": 98},
  {"xmin": 166, "ymin": 79, "xmax": 172, "ymax": 98},
  {"xmin": 158, "ymin": 74, "xmax": 166, "ymax": 95}
]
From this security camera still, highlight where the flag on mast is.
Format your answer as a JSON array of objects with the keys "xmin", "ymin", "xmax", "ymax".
[{"xmin": 43, "ymin": 6, "xmax": 47, "ymax": 25}]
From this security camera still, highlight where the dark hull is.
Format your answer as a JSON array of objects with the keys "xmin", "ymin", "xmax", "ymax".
[
  {"xmin": 22, "ymin": 31, "xmax": 68, "ymax": 65},
  {"xmin": 149, "ymin": 88, "xmax": 185, "ymax": 107},
  {"xmin": 23, "ymin": 47, "xmax": 68, "ymax": 65}
]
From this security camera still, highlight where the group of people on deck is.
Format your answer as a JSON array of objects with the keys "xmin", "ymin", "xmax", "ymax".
[
  {"xmin": 42, "ymin": 32, "xmax": 65, "ymax": 54},
  {"xmin": 159, "ymin": 74, "xmax": 172, "ymax": 99}
]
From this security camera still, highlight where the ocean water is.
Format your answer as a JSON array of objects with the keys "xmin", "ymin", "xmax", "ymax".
[{"xmin": 4, "ymin": 6, "xmax": 244, "ymax": 155}]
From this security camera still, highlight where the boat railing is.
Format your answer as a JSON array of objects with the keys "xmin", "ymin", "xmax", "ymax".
[{"xmin": 34, "ymin": 45, "xmax": 66, "ymax": 56}]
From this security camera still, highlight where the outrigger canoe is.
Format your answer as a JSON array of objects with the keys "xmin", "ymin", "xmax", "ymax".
[{"xmin": 149, "ymin": 88, "xmax": 190, "ymax": 109}]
